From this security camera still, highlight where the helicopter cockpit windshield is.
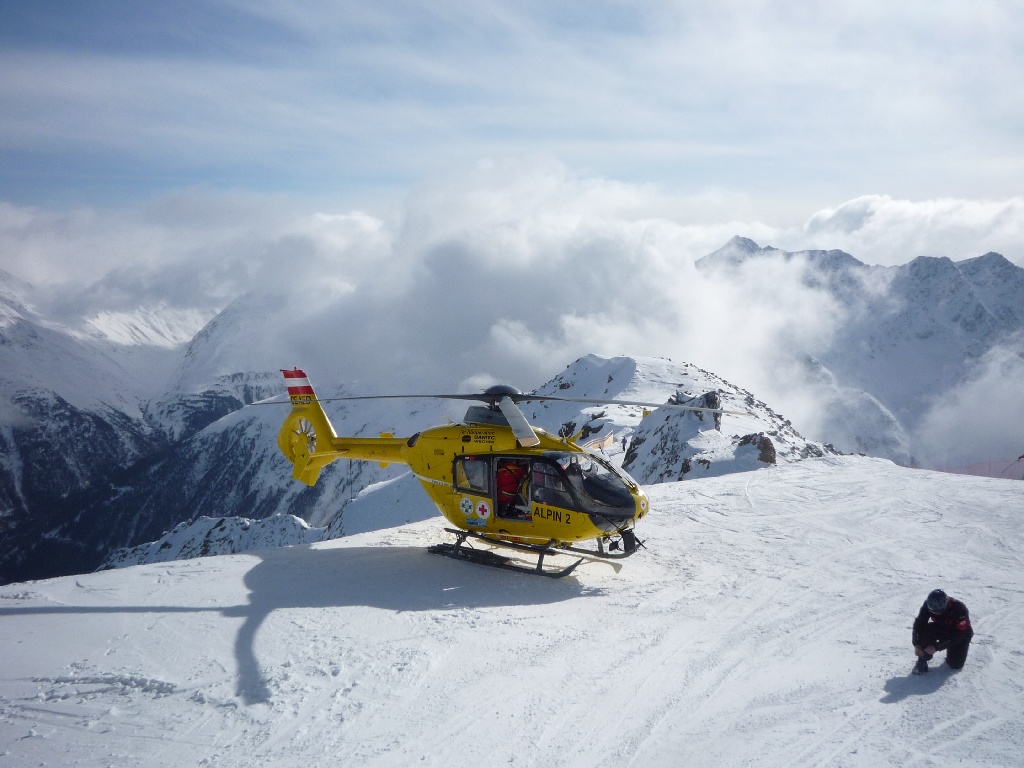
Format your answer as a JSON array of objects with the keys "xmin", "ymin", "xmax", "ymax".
[{"xmin": 537, "ymin": 450, "xmax": 637, "ymax": 522}]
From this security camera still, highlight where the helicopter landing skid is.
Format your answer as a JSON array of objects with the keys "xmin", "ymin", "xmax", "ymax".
[
  {"xmin": 429, "ymin": 528, "xmax": 584, "ymax": 578},
  {"xmin": 555, "ymin": 529, "xmax": 644, "ymax": 561}
]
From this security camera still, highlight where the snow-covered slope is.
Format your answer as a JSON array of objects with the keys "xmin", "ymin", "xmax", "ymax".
[
  {"xmin": 100, "ymin": 473, "xmax": 443, "ymax": 570},
  {"xmin": 0, "ymin": 282, "xmax": 179, "ymax": 416},
  {"xmin": 0, "ymin": 283, "xmax": 305, "ymax": 583},
  {"xmin": 101, "ymin": 514, "xmax": 324, "ymax": 568},
  {"xmin": 80, "ymin": 305, "xmax": 212, "ymax": 349},
  {"xmin": 2, "ymin": 456, "xmax": 1021, "ymax": 767},
  {"xmin": 797, "ymin": 356, "xmax": 912, "ymax": 462},
  {"xmin": 144, "ymin": 370, "xmax": 283, "ymax": 443},
  {"xmin": 0, "ymin": 288, "xmax": 175, "ymax": 579}
]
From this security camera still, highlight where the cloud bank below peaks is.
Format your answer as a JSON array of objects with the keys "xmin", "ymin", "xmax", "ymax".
[
  {"xmin": 798, "ymin": 194, "xmax": 1024, "ymax": 267},
  {"xmin": 913, "ymin": 337, "xmax": 1024, "ymax": 468},
  {"xmin": 2, "ymin": 162, "xmax": 1022, "ymax": 468}
]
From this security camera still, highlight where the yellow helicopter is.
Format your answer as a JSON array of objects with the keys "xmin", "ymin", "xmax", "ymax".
[{"xmin": 277, "ymin": 368, "xmax": 735, "ymax": 577}]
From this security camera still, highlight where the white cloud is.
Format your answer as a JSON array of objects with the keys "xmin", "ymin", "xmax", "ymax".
[
  {"xmin": 796, "ymin": 195, "xmax": 1024, "ymax": 266},
  {"xmin": 913, "ymin": 339, "xmax": 1024, "ymax": 468},
  {"xmin": 0, "ymin": 394, "xmax": 34, "ymax": 429}
]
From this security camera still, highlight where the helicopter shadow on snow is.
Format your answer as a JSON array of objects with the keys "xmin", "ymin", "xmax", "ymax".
[
  {"xmin": 229, "ymin": 542, "xmax": 604, "ymax": 705},
  {"xmin": 0, "ymin": 543, "xmax": 601, "ymax": 708}
]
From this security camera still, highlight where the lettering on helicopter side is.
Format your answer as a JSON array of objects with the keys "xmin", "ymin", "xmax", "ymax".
[
  {"xmin": 460, "ymin": 429, "xmax": 496, "ymax": 445},
  {"xmin": 534, "ymin": 506, "xmax": 572, "ymax": 525},
  {"xmin": 289, "ymin": 395, "xmax": 313, "ymax": 405}
]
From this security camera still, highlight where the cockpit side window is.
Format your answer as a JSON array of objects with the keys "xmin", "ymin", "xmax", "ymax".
[
  {"xmin": 454, "ymin": 456, "xmax": 490, "ymax": 495},
  {"xmin": 544, "ymin": 451, "xmax": 635, "ymax": 514}
]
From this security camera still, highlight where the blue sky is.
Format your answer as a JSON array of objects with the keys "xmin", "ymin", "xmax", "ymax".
[{"xmin": 3, "ymin": 1, "xmax": 1022, "ymax": 209}]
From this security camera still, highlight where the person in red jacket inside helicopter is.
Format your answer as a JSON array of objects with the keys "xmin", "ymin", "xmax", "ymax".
[
  {"xmin": 495, "ymin": 459, "xmax": 529, "ymax": 520},
  {"xmin": 912, "ymin": 588, "xmax": 973, "ymax": 674}
]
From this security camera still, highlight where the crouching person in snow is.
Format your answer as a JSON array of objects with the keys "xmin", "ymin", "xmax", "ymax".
[{"xmin": 912, "ymin": 588, "xmax": 973, "ymax": 675}]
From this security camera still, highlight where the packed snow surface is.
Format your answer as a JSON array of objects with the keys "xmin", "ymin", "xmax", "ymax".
[{"xmin": 2, "ymin": 456, "xmax": 1022, "ymax": 767}]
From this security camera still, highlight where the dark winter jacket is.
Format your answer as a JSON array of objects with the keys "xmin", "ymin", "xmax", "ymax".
[{"xmin": 912, "ymin": 597, "xmax": 973, "ymax": 648}]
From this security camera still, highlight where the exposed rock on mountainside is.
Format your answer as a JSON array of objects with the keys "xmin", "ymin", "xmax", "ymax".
[{"xmin": 611, "ymin": 357, "xmax": 831, "ymax": 484}]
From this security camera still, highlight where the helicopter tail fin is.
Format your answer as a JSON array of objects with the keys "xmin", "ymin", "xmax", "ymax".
[
  {"xmin": 277, "ymin": 368, "xmax": 338, "ymax": 486},
  {"xmin": 283, "ymin": 368, "xmax": 317, "ymax": 407}
]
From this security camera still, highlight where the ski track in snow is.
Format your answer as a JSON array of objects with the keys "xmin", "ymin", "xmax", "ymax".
[{"xmin": 2, "ymin": 456, "xmax": 1023, "ymax": 767}]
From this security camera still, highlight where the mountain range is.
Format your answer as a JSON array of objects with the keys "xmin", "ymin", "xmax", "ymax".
[
  {"xmin": 2, "ymin": 237, "xmax": 1022, "ymax": 584},
  {"xmin": 698, "ymin": 236, "xmax": 1024, "ymax": 464}
]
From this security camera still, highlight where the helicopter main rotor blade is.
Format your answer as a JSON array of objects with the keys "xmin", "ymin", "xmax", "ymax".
[
  {"xmin": 253, "ymin": 388, "xmax": 748, "ymax": 416},
  {"xmin": 252, "ymin": 393, "xmax": 485, "ymax": 405},
  {"xmin": 497, "ymin": 397, "xmax": 541, "ymax": 447},
  {"xmin": 505, "ymin": 394, "xmax": 748, "ymax": 417}
]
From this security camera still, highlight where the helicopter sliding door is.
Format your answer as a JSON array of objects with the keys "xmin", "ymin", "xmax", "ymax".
[
  {"xmin": 452, "ymin": 455, "xmax": 538, "ymax": 529},
  {"xmin": 453, "ymin": 455, "xmax": 548, "ymax": 524}
]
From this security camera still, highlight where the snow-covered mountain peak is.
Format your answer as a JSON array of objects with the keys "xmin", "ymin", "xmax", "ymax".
[
  {"xmin": 698, "ymin": 235, "xmax": 864, "ymax": 275},
  {"xmin": 0, "ymin": 297, "xmax": 22, "ymax": 329},
  {"xmin": 526, "ymin": 354, "xmax": 714, "ymax": 439},
  {"xmin": 956, "ymin": 251, "xmax": 1024, "ymax": 330},
  {"xmin": 899, "ymin": 254, "xmax": 962, "ymax": 286},
  {"xmin": 689, "ymin": 239, "xmax": 1024, "ymax": 465},
  {"xmin": 522, "ymin": 354, "xmax": 833, "ymax": 485},
  {"xmin": 0, "ymin": 268, "xmax": 37, "ymax": 313},
  {"xmin": 960, "ymin": 250, "xmax": 1017, "ymax": 275},
  {"xmin": 536, "ymin": 354, "xmax": 727, "ymax": 406},
  {"xmin": 78, "ymin": 305, "xmax": 213, "ymax": 348},
  {"xmin": 699, "ymin": 234, "xmax": 781, "ymax": 267},
  {"xmin": 799, "ymin": 247, "xmax": 864, "ymax": 274}
]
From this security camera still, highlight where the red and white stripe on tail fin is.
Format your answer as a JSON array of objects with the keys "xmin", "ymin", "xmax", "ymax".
[{"xmin": 282, "ymin": 368, "xmax": 316, "ymax": 406}]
